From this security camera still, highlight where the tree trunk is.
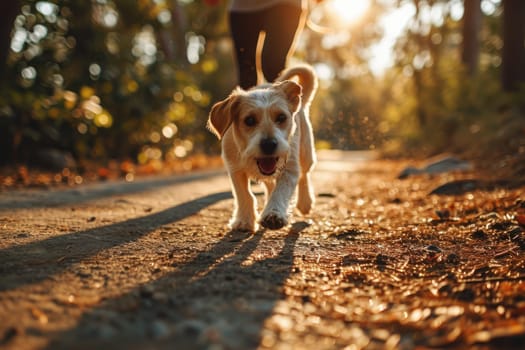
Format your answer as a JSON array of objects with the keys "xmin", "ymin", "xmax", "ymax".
[
  {"xmin": 501, "ymin": 0, "xmax": 525, "ymax": 92},
  {"xmin": 0, "ymin": 1, "xmax": 20, "ymax": 76},
  {"xmin": 461, "ymin": 0, "xmax": 481, "ymax": 76},
  {"xmin": 413, "ymin": 69, "xmax": 427, "ymax": 127}
]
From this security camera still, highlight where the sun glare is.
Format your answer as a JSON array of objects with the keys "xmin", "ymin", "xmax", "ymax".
[
  {"xmin": 330, "ymin": 0, "xmax": 371, "ymax": 25},
  {"xmin": 308, "ymin": 0, "xmax": 372, "ymax": 34}
]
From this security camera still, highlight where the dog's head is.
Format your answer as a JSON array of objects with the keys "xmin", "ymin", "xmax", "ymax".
[{"xmin": 208, "ymin": 80, "xmax": 302, "ymax": 177}]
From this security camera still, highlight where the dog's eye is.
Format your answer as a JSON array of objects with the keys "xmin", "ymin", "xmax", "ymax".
[
  {"xmin": 244, "ymin": 115, "xmax": 257, "ymax": 127},
  {"xmin": 276, "ymin": 113, "xmax": 287, "ymax": 124}
]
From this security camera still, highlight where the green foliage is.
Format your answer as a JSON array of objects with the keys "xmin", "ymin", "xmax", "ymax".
[
  {"xmin": 0, "ymin": 0, "xmax": 230, "ymax": 166},
  {"xmin": 377, "ymin": 0, "xmax": 524, "ymax": 156},
  {"xmin": 2, "ymin": 0, "xmax": 523, "ymax": 169}
]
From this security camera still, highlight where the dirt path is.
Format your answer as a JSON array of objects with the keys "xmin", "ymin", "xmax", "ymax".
[{"xmin": 1, "ymin": 151, "xmax": 524, "ymax": 350}]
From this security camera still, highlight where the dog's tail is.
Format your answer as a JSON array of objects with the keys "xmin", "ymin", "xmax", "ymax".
[{"xmin": 277, "ymin": 64, "xmax": 318, "ymax": 106}]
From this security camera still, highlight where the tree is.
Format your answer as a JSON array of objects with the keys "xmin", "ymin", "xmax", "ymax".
[
  {"xmin": 0, "ymin": 0, "xmax": 231, "ymax": 165},
  {"xmin": 501, "ymin": 0, "xmax": 525, "ymax": 92},
  {"xmin": 461, "ymin": 0, "xmax": 481, "ymax": 76},
  {"xmin": 0, "ymin": 1, "xmax": 20, "ymax": 75}
]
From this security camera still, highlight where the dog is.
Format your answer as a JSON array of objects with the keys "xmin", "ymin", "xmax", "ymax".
[{"xmin": 208, "ymin": 65, "xmax": 318, "ymax": 231}]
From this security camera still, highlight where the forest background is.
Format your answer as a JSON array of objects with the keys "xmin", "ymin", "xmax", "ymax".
[{"xmin": 0, "ymin": 0, "xmax": 524, "ymax": 182}]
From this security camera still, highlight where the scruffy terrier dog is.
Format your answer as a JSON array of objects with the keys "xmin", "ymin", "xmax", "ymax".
[{"xmin": 208, "ymin": 65, "xmax": 318, "ymax": 231}]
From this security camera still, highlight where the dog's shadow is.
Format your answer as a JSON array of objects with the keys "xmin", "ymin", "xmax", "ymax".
[
  {"xmin": 0, "ymin": 191, "xmax": 233, "ymax": 292},
  {"xmin": 46, "ymin": 222, "xmax": 308, "ymax": 349}
]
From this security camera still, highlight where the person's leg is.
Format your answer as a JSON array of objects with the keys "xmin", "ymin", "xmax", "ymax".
[
  {"xmin": 260, "ymin": 4, "xmax": 305, "ymax": 82},
  {"xmin": 229, "ymin": 11, "xmax": 262, "ymax": 89}
]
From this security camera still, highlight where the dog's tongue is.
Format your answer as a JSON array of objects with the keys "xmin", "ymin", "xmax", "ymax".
[{"xmin": 257, "ymin": 158, "xmax": 278, "ymax": 175}]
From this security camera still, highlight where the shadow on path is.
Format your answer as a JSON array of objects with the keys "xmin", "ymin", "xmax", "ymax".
[
  {"xmin": 47, "ymin": 224, "xmax": 306, "ymax": 349},
  {"xmin": 0, "ymin": 191, "xmax": 232, "ymax": 292},
  {"xmin": 0, "ymin": 171, "xmax": 226, "ymax": 211}
]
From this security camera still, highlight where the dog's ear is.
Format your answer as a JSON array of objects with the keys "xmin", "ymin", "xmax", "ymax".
[
  {"xmin": 276, "ymin": 80, "xmax": 302, "ymax": 113},
  {"xmin": 207, "ymin": 90, "xmax": 240, "ymax": 139}
]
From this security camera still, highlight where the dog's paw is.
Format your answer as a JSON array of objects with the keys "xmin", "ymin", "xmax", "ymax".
[
  {"xmin": 229, "ymin": 218, "xmax": 258, "ymax": 232},
  {"xmin": 297, "ymin": 177, "xmax": 314, "ymax": 214},
  {"xmin": 260, "ymin": 211, "xmax": 288, "ymax": 230},
  {"xmin": 296, "ymin": 194, "xmax": 313, "ymax": 215}
]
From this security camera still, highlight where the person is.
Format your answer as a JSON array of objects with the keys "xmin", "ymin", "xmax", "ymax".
[{"xmin": 228, "ymin": 0, "xmax": 307, "ymax": 89}]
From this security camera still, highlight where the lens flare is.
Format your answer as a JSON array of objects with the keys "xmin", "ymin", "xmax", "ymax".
[{"xmin": 330, "ymin": 0, "xmax": 370, "ymax": 25}]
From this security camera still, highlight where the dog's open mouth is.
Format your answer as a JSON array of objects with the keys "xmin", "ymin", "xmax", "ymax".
[{"xmin": 256, "ymin": 157, "xmax": 279, "ymax": 176}]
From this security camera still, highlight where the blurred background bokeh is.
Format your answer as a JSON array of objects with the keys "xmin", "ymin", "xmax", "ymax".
[{"xmin": 0, "ymin": 0, "xmax": 523, "ymax": 184}]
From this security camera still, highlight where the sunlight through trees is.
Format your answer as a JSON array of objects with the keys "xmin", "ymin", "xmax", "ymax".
[{"xmin": 0, "ymin": 0, "xmax": 523, "ymax": 171}]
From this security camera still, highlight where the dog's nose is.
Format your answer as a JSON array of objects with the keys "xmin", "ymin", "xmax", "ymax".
[{"xmin": 260, "ymin": 137, "xmax": 278, "ymax": 155}]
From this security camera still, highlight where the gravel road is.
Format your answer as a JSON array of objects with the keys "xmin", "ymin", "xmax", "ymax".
[{"xmin": 1, "ymin": 151, "xmax": 524, "ymax": 350}]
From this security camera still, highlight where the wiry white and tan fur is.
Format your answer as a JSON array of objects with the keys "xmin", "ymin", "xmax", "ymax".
[{"xmin": 208, "ymin": 65, "xmax": 318, "ymax": 231}]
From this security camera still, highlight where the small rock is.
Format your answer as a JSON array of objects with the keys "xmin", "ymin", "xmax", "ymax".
[
  {"xmin": 424, "ymin": 245, "xmax": 442, "ymax": 253},
  {"xmin": 429, "ymin": 180, "xmax": 479, "ymax": 195},
  {"xmin": 398, "ymin": 166, "xmax": 422, "ymax": 179},
  {"xmin": 399, "ymin": 155, "xmax": 472, "ymax": 179}
]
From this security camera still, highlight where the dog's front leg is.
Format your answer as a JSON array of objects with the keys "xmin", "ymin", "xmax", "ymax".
[
  {"xmin": 263, "ymin": 180, "xmax": 275, "ymax": 203},
  {"xmin": 260, "ymin": 161, "xmax": 299, "ymax": 230},
  {"xmin": 228, "ymin": 170, "xmax": 258, "ymax": 232}
]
